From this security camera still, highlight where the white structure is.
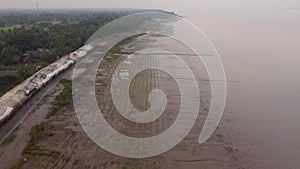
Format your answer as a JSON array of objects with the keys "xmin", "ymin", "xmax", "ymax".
[{"xmin": 0, "ymin": 45, "xmax": 92, "ymax": 126}]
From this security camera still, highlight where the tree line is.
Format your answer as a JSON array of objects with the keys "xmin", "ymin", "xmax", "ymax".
[{"xmin": 0, "ymin": 9, "xmax": 165, "ymax": 95}]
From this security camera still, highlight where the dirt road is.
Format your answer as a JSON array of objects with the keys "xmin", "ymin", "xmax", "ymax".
[{"xmin": 0, "ymin": 69, "xmax": 71, "ymax": 169}]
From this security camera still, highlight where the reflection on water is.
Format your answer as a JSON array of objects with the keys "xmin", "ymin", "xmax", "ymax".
[{"xmin": 187, "ymin": 10, "xmax": 300, "ymax": 169}]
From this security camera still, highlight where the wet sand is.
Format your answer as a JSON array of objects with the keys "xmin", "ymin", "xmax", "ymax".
[{"xmin": 0, "ymin": 34, "xmax": 247, "ymax": 169}]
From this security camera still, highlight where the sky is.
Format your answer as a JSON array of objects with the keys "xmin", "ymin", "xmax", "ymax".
[{"xmin": 0, "ymin": 0, "xmax": 300, "ymax": 17}]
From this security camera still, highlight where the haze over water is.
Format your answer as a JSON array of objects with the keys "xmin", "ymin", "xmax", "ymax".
[{"xmin": 187, "ymin": 8, "xmax": 300, "ymax": 169}]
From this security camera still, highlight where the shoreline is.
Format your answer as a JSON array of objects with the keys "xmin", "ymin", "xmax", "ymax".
[{"xmin": 1, "ymin": 33, "xmax": 247, "ymax": 169}]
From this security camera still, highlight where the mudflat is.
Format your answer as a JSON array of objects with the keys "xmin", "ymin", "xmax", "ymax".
[{"xmin": 0, "ymin": 34, "xmax": 246, "ymax": 169}]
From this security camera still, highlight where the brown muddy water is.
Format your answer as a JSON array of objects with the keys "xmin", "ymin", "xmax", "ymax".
[{"xmin": 187, "ymin": 9, "xmax": 300, "ymax": 169}]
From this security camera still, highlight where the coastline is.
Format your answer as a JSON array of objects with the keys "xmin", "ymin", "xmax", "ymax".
[{"xmin": 1, "ymin": 33, "xmax": 246, "ymax": 169}]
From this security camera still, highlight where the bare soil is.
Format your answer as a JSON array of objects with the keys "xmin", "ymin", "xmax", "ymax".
[{"xmin": 1, "ymin": 34, "xmax": 246, "ymax": 169}]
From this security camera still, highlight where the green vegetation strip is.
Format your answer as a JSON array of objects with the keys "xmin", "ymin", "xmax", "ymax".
[
  {"xmin": 47, "ymin": 79, "xmax": 72, "ymax": 118},
  {"xmin": 11, "ymin": 79, "xmax": 72, "ymax": 168}
]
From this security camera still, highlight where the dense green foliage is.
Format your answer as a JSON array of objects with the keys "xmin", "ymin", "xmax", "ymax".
[
  {"xmin": 0, "ymin": 9, "xmax": 164, "ymax": 96},
  {"xmin": 0, "ymin": 10, "xmax": 138, "ymax": 66},
  {"xmin": 0, "ymin": 75, "xmax": 20, "ymax": 95}
]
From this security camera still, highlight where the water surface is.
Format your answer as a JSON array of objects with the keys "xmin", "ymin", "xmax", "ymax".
[{"xmin": 188, "ymin": 9, "xmax": 300, "ymax": 169}]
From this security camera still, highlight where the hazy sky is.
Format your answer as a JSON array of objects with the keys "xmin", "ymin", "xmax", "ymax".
[{"xmin": 0, "ymin": 0, "xmax": 299, "ymax": 17}]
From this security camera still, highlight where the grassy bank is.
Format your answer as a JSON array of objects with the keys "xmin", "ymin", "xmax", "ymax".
[
  {"xmin": 46, "ymin": 79, "xmax": 72, "ymax": 118},
  {"xmin": 11, "ymin": 79, "xmax": 72, "ymax": 169}
]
